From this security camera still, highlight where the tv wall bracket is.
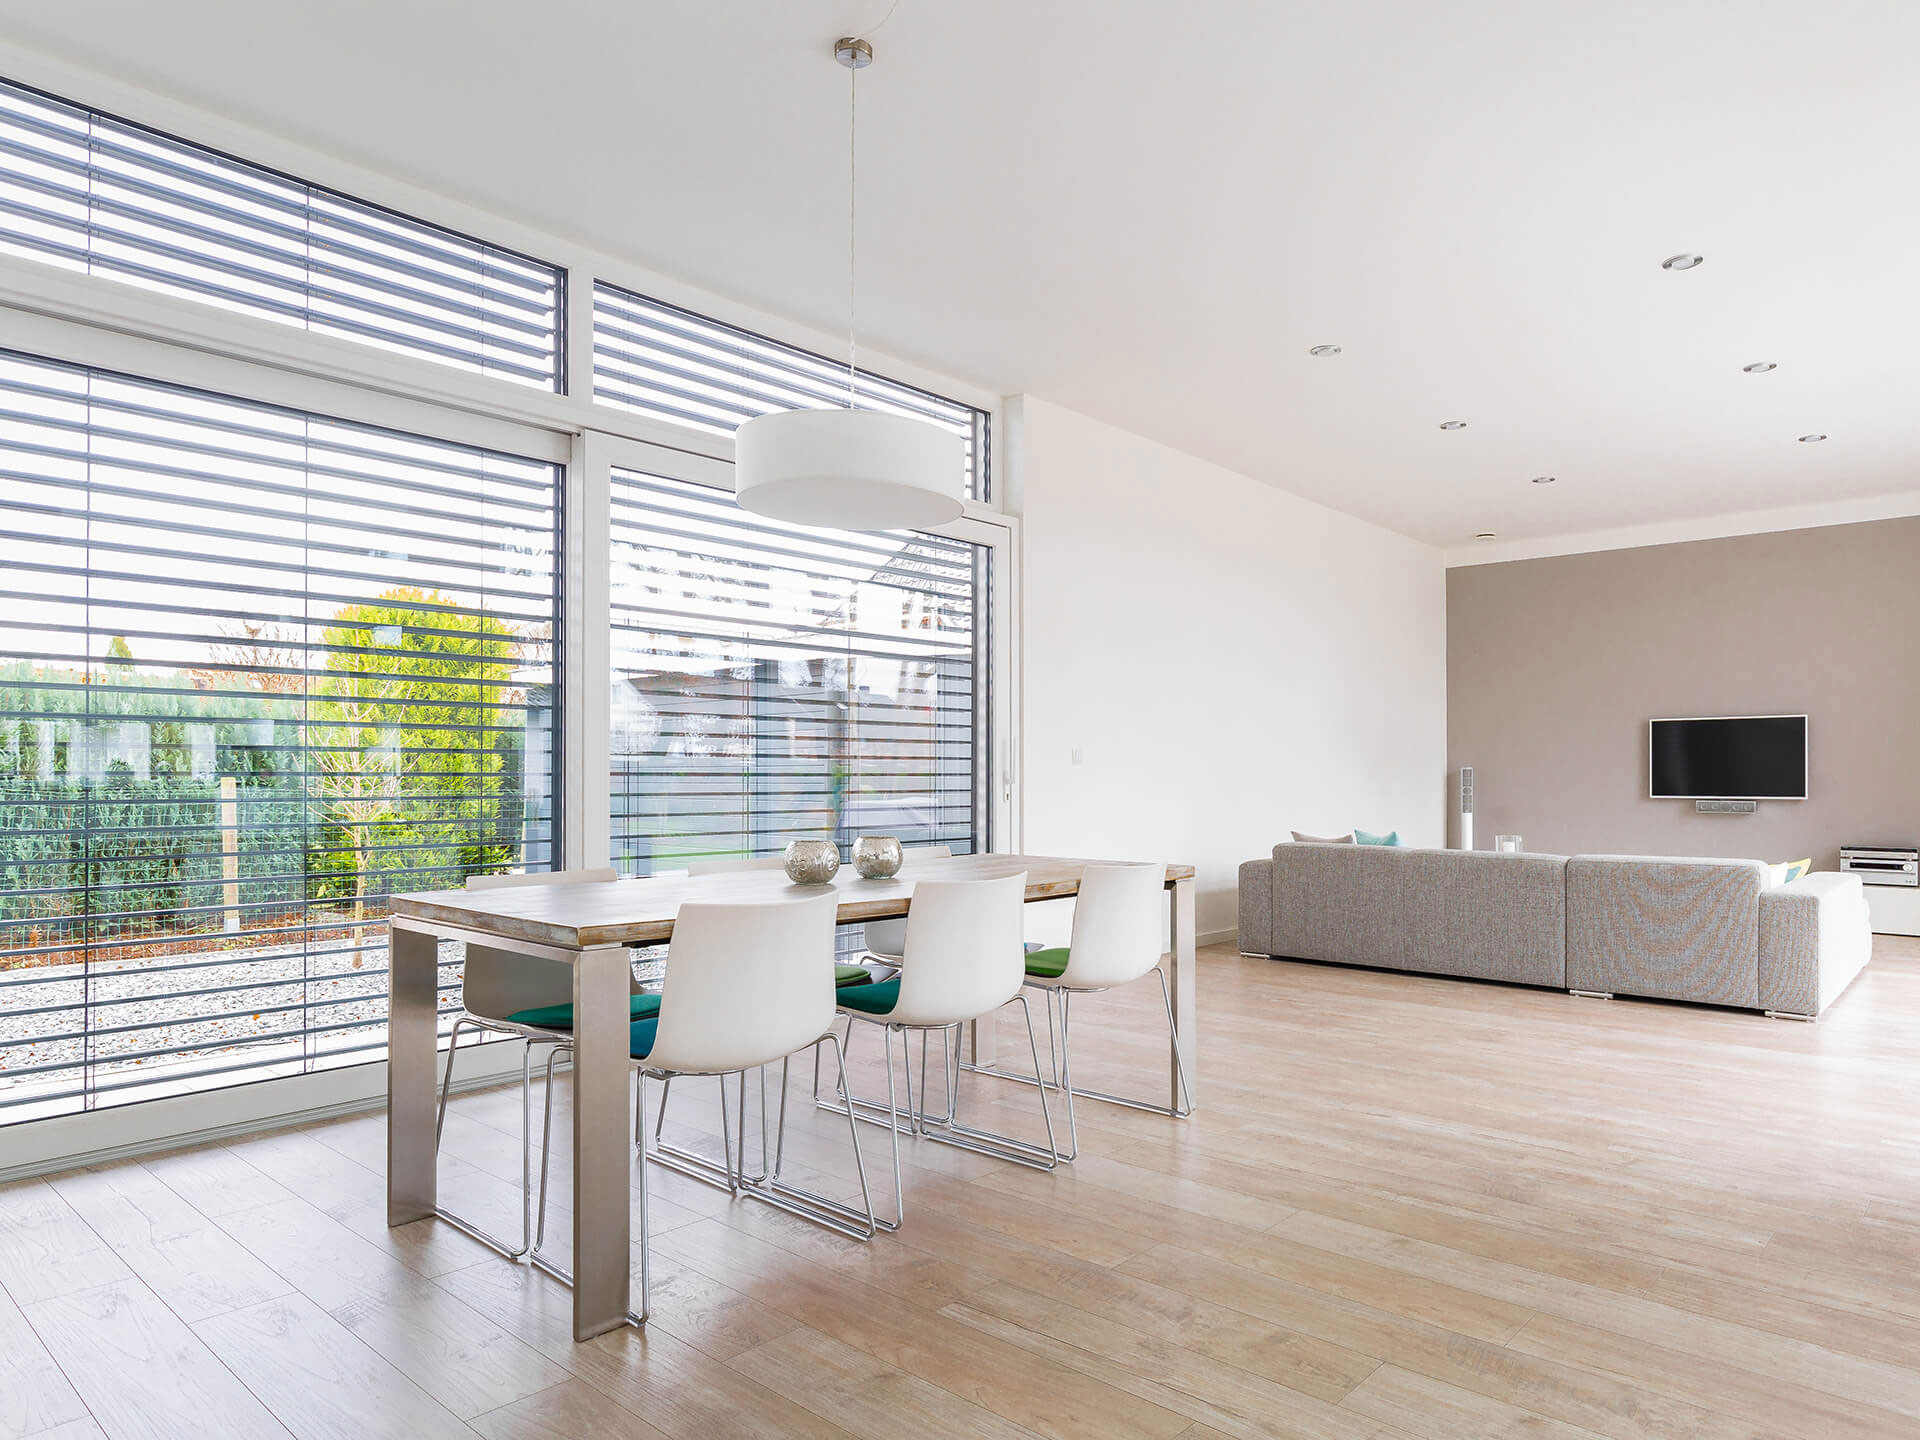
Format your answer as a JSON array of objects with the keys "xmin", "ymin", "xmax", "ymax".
[{"xmin": 1696, "ymin": 799, "xmax": 1758, "ymax": 814}]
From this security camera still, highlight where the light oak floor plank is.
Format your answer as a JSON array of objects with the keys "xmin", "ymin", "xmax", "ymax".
[
  {"xmin": 0, "ymin": 1282, "xmax": 92, "ymax": 1440},
  {"xmin": 193, "ymin": 1293, "xmax": 475, "ymax": 1440},
  {"xmin": 22, "ymin": 1278, "xmax": 290, "ymax": 1440}
]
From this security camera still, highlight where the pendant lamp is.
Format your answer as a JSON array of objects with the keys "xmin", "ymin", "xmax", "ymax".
[{"xmin": 732, "ymin": 35, "xmax": 964, "ymax": 532}]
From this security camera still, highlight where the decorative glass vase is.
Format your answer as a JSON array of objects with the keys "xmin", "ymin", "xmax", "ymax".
[
  {"xmin": 782, "ymin": 839, "xmax": 840, "ymax": 884},
  {"xmin": 1494, "ymin": 835, "xmax": 1523, "ymax": 854},
  {"xmin": 852, "ymin": 835, "xmax": 904, "ymax": 879}
]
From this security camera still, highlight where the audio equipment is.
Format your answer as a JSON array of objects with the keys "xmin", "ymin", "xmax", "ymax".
[
  {"xmin": 1458, "ymin": 767, "xmax": 1474, "ymax": 850},
  {"xmin": 1840, "ymin": 845, "xmax": 1918, "ymax": 887}
]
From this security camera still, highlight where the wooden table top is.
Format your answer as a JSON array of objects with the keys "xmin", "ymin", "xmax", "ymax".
[{"xmin": 388, "ymin": 853, "xmax": 1194, "ymax": 950}]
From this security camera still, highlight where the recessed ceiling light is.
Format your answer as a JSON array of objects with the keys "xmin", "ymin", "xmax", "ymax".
[
  {"xmin": 1473, "ymin": 531, "xmax": 1498, "ymax": 541},
  {"xmin": 1743, "ymin": 362, "xmax": 1777, "ymax": 373},
  {"xmin": 1530, "ymin": 475, "xmax": 1556, "ymax": 485},
  {"xmin": 1662, "ymin": 253, "xmax": 1704, "ymax": 271},
  {"xmin": 1439, "ymin": 420, "xmax": 1468, "ymax": 431},
  {"xmin": 1798, "ymin": 433, "xmax": 1827, "ymax": 443},
  {"xmin": 1308, "ymin": 344, "xmax": 1341, "ymax": 357}
]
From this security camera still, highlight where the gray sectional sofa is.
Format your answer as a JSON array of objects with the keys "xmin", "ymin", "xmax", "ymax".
[{"xmin": 1238, "ymin": 843, "xmax": 1873, "ymax": 1018}]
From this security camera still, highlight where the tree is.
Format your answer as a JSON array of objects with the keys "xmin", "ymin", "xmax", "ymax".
[{"xmin": 309, "ymin": 588, "xmax": 524, "ymax": 959}]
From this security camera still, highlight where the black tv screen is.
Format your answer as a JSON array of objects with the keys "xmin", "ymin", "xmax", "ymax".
[{"xmin": 1649, "ymin": 715, "xmax": 1807, "ymax": 800}]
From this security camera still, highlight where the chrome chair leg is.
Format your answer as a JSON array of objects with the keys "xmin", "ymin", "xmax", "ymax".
[
  {"xmin": 923, "ymin": 993, "xmax": 1059, "ymax": 1170},
  {"xmin": 528, "ymin": 1043, "xmax": 645, "ymax": 1329},
  {"xmin": 757, "ymin": 1036, "xmax": 877, "ymax": 1240},
  {"xmin": 433, "ymin": 1020, "xmax": 545, "ymax": 1260},
  {"xmin": 1050, "ymin": 970, "xmax": 1193, "ymax": 1119},
  {"xmin": 433, "ymin": 1017, "xmax": 471, "ymax": 1150}
]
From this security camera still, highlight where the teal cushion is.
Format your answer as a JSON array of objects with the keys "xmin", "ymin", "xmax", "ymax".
[
  {"xmin": 504, "ymin": 993, "xmax": 661, "ymax": 1030},
  {"xmin": 629, "ymin": 1017, "xmax": 657, "ymax": 1060},
  {"xmin": 1353, "ymin": 828, "xmax": 1404, "ymax": 847},
  {"xmin": 835, "ymin": 977, "xmax": 900, "ymax": 1016},
  {"xmin": 1024, "ymin": 946, "xmax": 1069, "ymax": 979},
  {"xmin": 836, "ymin": 963, "xmax": 878, "ymax": 986}
]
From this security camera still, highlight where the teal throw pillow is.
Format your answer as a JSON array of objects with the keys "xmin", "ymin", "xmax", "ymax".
[{"xmin": 1354, "ymin": 828, "xmax": 1404, "ymax": 847}]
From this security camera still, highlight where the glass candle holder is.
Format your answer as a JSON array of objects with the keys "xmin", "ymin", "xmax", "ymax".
[{"xmin": 1494, "ymin": 835, "xmax": 1523, "ymax": 854}]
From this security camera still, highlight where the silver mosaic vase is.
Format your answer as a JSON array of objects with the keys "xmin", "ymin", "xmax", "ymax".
[
  {"xmin": 852, "ymin": 835, "xmax": 904, "ymax": 879},
  {"xmin": 782, "ymin": 839, "xmax": 840, "ymax": 885}
]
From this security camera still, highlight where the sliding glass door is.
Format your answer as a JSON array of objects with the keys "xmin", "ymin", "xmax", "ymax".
[{"xmin": 0, "ymin": 350, "xmax": 560, "ymax": 1124}]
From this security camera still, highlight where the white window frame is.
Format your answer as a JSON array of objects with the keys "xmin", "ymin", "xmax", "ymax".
[{"xmin": 567, "ymin": 431, "xmax": 1018, "ymax": 871}]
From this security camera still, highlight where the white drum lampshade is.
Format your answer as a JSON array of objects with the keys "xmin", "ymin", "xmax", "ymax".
[{"xmin": 733, "ymin": 407, "xmax": 964, "ymax": 532}]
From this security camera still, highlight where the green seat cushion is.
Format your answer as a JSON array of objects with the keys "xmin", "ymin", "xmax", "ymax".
[
  {"xmin": 504, "ymin": 992, "xmax": 661, "ymax": 1030},
  {"xmin": 835, "ymin": 977, "xmax": 900, "ymax": 1016},
  {"xmin": 836, "ymin": 963, "xmax": 878, "ymax": 986},
  {"xmin": 629, "ymin": 1017, "xmax": 657, "ymax": 1060},
  {"xmin": 1024, "ymin": 947, "xmax": 1070, "ymax": 978}
]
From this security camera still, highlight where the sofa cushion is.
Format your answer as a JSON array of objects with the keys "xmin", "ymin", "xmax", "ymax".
[
  {"xmin": 1353, "ymin": 828, "xmax": 1403, "ymax": 847},
  {"xmin": 1400, "ymin": 850, "xmax": 1568, "ymax": 987},
  {"xmin": 1270, "ymin": 842, "xmax": 1412, "ymax": 970},
  {"xmin": 1290, "ymin": 831, "xmax": 1354, "ymax": 844},
  {"xmin": 1566, "ymin": 856, "xmax": 1766, "ymax": 1007}
]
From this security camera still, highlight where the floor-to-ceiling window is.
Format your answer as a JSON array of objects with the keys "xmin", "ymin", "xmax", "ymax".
[
  {"xmin": 0, "ymin": 352, "xmax": 559, "ymax": 1124},
  {"xmin": 0, "ymin": 66, "xmax": 1006, "ymax": 1149}
]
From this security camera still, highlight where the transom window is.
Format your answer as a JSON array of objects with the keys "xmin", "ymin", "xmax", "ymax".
[{"xmin": 0, "ymin": 77, "xmax": 565, "ymax": 391}]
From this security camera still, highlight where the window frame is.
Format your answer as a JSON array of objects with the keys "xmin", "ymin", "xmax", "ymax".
[{"xmin": 0, "ymin": 45, "xmax": 1013, "ymax": 1175}]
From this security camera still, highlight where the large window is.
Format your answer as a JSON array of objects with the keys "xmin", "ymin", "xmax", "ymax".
[
  {"xmin": 0, "ymin": 350, "xmax": 559, "ymax": 1124},
  {"xmin": 0, "ymin": 77, "xmax": 564, "ymax": 391},
  {"xmin": 607, "ymin": 467, "xmax": 986, "ymax": 876},
  {"xmin": 592, "ymin": 282, "xmax": 988, "ymax": 499}
]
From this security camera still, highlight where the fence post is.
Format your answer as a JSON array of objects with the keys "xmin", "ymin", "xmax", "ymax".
[{"xmin": 220, "ymin": 774, "xmax": 239, "ymax": 934}]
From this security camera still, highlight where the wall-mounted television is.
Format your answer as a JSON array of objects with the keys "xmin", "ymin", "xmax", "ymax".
[{"xmin": 1649, "ymin": 715, "xmax": 1807, "ymax": 800}]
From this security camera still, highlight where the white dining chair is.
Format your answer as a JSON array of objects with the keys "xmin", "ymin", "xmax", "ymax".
[
  {"xmin": 534, "ymin": 891, "xmax": 874, "ymax": 1305},
  {"xmin": 857, "ymin": 843, "xmax": 951, "ymax": 964},
  {"xmin": 825, "ymin": 871, "xmax": 1055, "ymax": 1228},
  {"xmin": 1016, "ymin": 862, "xmax": 1192, "ymax": 1161},
  {"xmin": 431, "ymin": 867, "xmax": 619, "ymax": 1258}
]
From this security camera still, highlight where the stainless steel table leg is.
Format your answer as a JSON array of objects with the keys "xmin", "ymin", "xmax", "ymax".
[
  {"xmin": 969, "ymin": 1009, "xmax": 999, "ymax": 1068},
  {"xmin": 1169, "ymin": 876, "xmax": 1197, "ymax": 1110},
  {"xmin": 570, "ymin": 942, "xmax": 634, "ymax": 1341},
  {"xmin": 387, "ymin": 924, "xmax": 440, "ymax": 1226}
]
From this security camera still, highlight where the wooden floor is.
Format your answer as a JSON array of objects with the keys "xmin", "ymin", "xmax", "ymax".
[{"xmin": 6, "ymin": 936, "xmax": 1920, "ymax": 1440}]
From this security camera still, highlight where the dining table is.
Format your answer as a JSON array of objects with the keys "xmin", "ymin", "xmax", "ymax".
[{"xmin": 385, "ymin": 851, "xmax": 1197, "ymax": 1340}]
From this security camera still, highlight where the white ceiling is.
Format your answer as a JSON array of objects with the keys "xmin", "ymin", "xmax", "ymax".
[{"xmin": 3, "ymin": 0, "xmax": 1919, "ymax": 547}]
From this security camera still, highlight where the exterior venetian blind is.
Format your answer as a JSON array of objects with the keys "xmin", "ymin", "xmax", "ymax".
[
  {"xmin": 0, "ymin": 76, "xmax": 564, "ymax": 391},
  {"xmin": 592, "ymin": 282, "xmax": 987, "ymax": 500},
  {"xmin": 607, "ymin": 467, "xmax": 985, "ymax": 877},
  {"xmin": 0, "ymin": 348, "xmax": 560, "ymax": 1123}
]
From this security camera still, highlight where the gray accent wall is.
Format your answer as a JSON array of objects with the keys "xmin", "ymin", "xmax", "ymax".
[{"xmin": 1446, "ymin": 517, "xmax": 1920, "ymax": 870}]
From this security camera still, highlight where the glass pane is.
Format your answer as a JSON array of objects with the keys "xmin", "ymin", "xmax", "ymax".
[
  {"xmin": 607, "ymin": 468, "xmax": 983, "ymax": 877},
  {"xmin": 0, "ymin": 77, "xmax": 564, "ymax": 391},
  {"xmin": 593, "ymin": 283, "xmax": 988, "ymax": 500},
  {"xmin": 0, "ymin": 347, "xmax": 560, "ymax": 1124}
]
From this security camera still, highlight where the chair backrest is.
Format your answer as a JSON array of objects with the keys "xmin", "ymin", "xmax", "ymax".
[
  {"xmin": 887, "ymin": 872, "xmax": 1028, "ymax": 1027},
  {"xmin": 686, "ymin": 854, "xmax": 787, "ymax": 877},
  {"xmin": 1058, "ymin": 863, "xmax": 1168, "ymax": 988},
  {"xmin": 863, "ymin": 844, "xmax": 953, "ymax": 957},
  {"xmin": 459, "ymin": 869, "xmax": 618, "ymax": 1022},
  {"xmin": 646, "ymin": 892, "xmax": 840, "ymax": 1074}
]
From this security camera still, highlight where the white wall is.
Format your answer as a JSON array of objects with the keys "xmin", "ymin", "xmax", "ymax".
[{"xmin": 1006, "ymin": 396, "xmax": 1448, "ymax": 943}]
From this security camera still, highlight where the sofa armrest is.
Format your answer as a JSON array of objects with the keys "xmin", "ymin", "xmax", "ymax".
[
  {"xmin": 1237, "ymin": 858, "xmax": 1274, "ymax": 956},
  {"xmin": 1759, "ymin": 872, "xmax": 1873, "ymax": 1016}
]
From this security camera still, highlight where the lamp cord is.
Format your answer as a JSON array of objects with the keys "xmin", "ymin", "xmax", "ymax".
[{"xmin": 848, "ymin": 55, "xmax": 858, "ymax": 406}]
